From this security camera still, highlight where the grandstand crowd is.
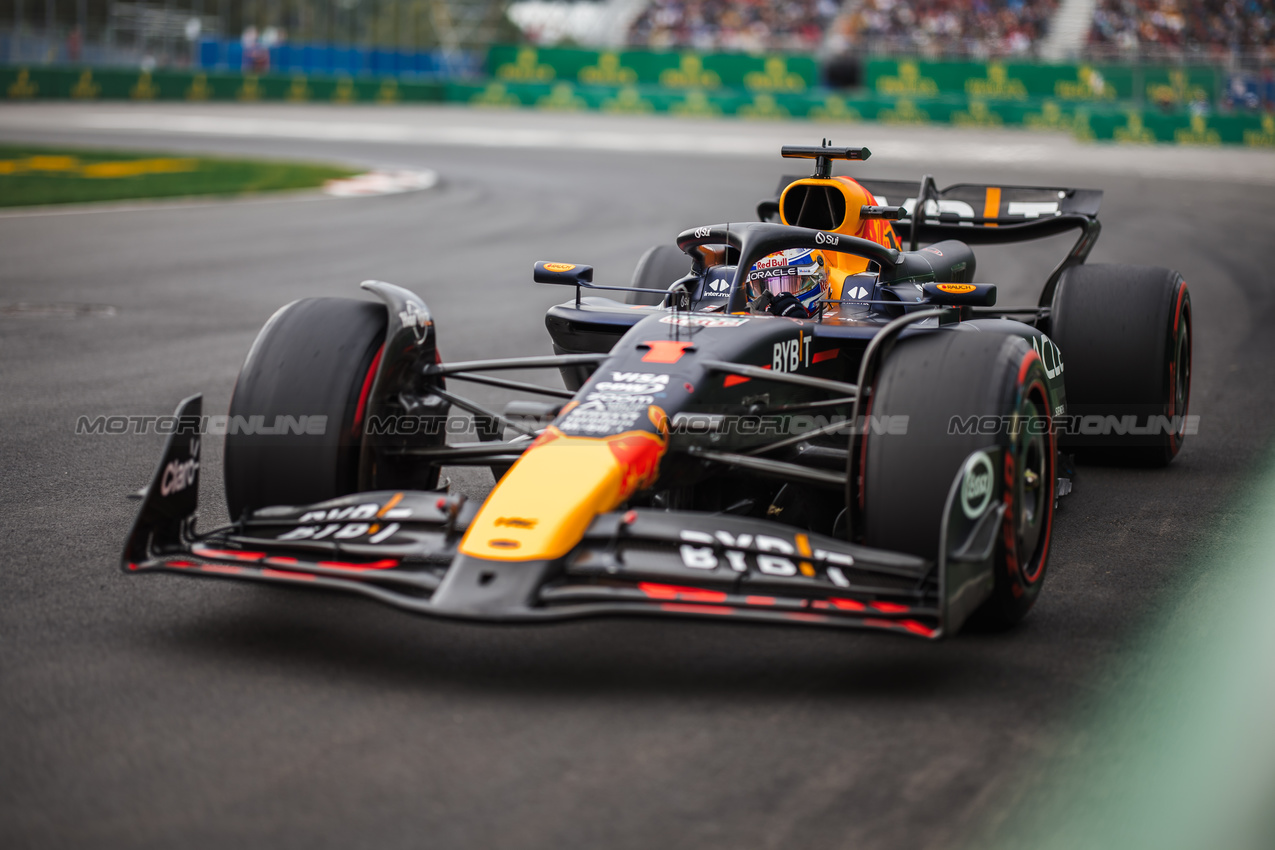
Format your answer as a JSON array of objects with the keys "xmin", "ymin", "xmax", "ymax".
[
  {"xmin": 626, "ymin": 0, "xmax": 1061, "ymax": 55},
  {"xmin": 1089, "ymin": 0, "xmax": 1275, "ymax": 58},
  {"xmin": 626, "ymin": 0, "xmax": 841, "ymax": 51},
  {"xmin": 830, "ymin": 0, "xmax": 1059, "ymax": 57},
  {"xmin": 623, "ymin": 0, "xmax": 1273, "ymax": 60}
]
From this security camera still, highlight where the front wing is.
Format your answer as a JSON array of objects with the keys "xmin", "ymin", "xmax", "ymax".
[{"xmin": 123, "ymin": 396, "xmax": 1005, "ymax": 639}]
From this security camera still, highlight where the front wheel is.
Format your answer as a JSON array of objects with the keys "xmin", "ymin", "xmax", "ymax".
[
  {"xmin": 224, "ymin": 297, "xmax": 387, "ymax": 521},
  {"xmin": 861, "ymin": 331, "xmax": 1057, "ymax": 629}
]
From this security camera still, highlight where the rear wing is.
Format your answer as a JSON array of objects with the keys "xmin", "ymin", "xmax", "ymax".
[
  {"xmin": 769, "ymin": 175, "xmax": 1101, "ymax": 244},
  {"xmin": 856, "ymin": 179, "xmax": 1102, "ymax": 247}
]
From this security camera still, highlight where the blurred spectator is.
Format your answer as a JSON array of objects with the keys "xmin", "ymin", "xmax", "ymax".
[
  {"xmin": 627, "ymin": 0, "xmax": 842, "ymax": 51},
  {"xmin": 1089, "ymin": 0, "xmax": 1275, "ymax": 59},
  {"xmin": 833, "ymin": 0, "xmax": 1060, "ymax": 57},
  {"xmin": 241, "ymin": 26, "xmax": 274, "ymax": 73},
  {"xmin": 1224, "ymin": 67, "xmax": 1275, "ymax": 108},
  {"xmin": 67, "ymin": 27, "xmax": 82, "ymax": 63}
]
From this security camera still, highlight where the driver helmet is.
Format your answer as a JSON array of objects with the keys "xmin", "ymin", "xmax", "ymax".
[{"xmin": 745, "ymin": 248, "xmax": 828, "ymax": 316}]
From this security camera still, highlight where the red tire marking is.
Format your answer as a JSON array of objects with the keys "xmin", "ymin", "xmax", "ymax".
[
  {"xmin": 1168, "ymin": 281, "xmax": 1189, "ymax": 455},
  {"xmin": 351, "ymin": 342, "xmax": 386, "ymax": 436}
]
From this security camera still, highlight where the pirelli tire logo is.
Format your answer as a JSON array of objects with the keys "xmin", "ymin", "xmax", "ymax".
[{"xmin": 960, "ymin": 451, "xmax": 995, "ymax": 520}]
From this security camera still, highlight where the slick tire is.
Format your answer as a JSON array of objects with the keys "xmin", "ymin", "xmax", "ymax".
[
  {"xmin": 224, "ymin": 298, "xmax": 387, "ymax": 521},
  {"xmin": 862, "ymin": 331, "xmax": 1056, "ymax": 629},
  {"xmin": 1049, "ymin": 263, "xmax": 1190, "ymax": 466},
  {"xmin": 626, "ymin": 244, "xmax": 691, "ymax": 306}
]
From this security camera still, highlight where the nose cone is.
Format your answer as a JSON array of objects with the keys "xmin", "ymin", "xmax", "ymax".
[{"xmin": 459, "ymin": 426, "xmax": 666, "ymax": 562}]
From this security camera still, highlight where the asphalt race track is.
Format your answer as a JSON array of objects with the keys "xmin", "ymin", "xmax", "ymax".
[{"xmin": 3, "ymin": 103, "xmax": 1275, "ymax": 849}]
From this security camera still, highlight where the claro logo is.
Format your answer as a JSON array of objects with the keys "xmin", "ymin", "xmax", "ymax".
[
  {"xmin": 960, "ymin": 451, "xmax": 994, "ymax": 520},
  {"xmin": 161, "ymin": 439, "xmax": 200, "ymax": 497}
]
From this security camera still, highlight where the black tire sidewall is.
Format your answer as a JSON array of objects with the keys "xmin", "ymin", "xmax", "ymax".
[
  {"xmin": 1050, "ymin": 263, "xmax": 1190, "ymax": 465},
  {"xmin": 224, "ymin": 298, "xmax": 387, "ymax": 520}
]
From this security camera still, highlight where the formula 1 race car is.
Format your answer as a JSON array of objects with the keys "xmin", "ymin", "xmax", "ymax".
[{"xmin": 122, "ymin": 143, "xmax": 1191, "ymax": 639}]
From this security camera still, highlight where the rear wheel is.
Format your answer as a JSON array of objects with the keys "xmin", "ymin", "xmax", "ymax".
[
  {"xmin": 1049, "ymin": 263, "xmax": 1191, "ymax": 465},
  {"xmin": 862, "ymin": 331, "xmax": 1056, "ymax": 629},
  {"xmin": 224, "ymin": 298, "xmax": 387, "ymax": 520},
  {"xmin": 626, "ymin": 244, "xmax": 690, "ymax": 306}
]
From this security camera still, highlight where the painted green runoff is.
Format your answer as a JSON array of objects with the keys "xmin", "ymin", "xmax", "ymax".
[{"xmin": 0, "ymin": 144, "xmax": 358, "ymax": 207}]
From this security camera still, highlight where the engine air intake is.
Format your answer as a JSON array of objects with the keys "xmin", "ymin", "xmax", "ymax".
[{"xmin": 781, "ymin": 184, "xmax": 847, "ymax": 232}]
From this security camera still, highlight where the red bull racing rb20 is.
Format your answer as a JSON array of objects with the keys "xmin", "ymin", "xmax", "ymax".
[{"xmin": 123, "ymin": 143, "xmax": 1192, "ymax": 639}]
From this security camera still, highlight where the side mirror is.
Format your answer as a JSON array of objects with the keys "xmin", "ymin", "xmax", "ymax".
[
  {"xmin": 534, "ymin": 261, "xmax": 594, "ymax": 286},
  {"xmin": 922, "ymin": 282, "xmax": 997, "ymax": 307}
]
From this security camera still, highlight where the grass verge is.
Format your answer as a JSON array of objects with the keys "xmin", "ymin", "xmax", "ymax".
[{"xmin": 0, "ymin": 144, "xmax": 360, "ymax": 207}]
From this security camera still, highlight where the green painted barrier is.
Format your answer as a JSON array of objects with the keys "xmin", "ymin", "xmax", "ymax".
[
  {"xmin": 5, "ymin": 64, "xmax": 1269, "ymax": 149},
  {"xmin": 486, "ymin": 44, "xmax": 819, "ymax": 93},
  {"xmin": 0, "ymin": 66, "xmax": 444, "ymax": 104},
  {"xmin": 866, "ymin": 59, "xmax": 1220, "ymax": 108},
  {"xmin": 446, "ymin": 78, "xmax": 1273, "ymax": 148}
]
